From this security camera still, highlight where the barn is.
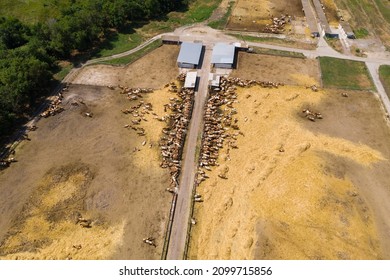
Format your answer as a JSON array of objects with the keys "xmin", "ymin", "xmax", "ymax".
[
  {"xmin": 177, "ymin": 42, "xmax": 203, "ymax": 69},
  {"xmin": 211, "ymin": 43, "xmax": 236, "ymax": 69}
]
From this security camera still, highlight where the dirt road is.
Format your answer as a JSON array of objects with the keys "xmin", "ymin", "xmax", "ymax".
[
  {"xmin": 166, "ymin": 45, "xmax": 213, "ymax": 260},
  {"xmin": 366, "ymin": 62, "xmax": 390, "ymax": 116}
]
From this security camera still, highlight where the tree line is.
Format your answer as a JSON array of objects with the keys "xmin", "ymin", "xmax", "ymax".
[{"xmin": 0, "ymin": 0, "xmax": 189, "ymax": 137}]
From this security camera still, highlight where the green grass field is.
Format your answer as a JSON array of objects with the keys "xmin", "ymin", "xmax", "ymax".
[
  {"xmin": 93, "ymin": 31, "xmax": 143, "ymax": 58},
  {"xmin": 379, "ymin": 65, "xmax": 390, "ymax": 99},
  {"xmin": 319, "ymin": 57, "xmax": 375, "ymax": 90},
  {"xmin": 0, "ymin": 0, "xmax": 70, "ymax": 23}
]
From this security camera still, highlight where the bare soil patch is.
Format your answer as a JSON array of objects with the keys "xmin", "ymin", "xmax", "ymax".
[
  {"xmin": 189, "ymin": 84, "xmax": 390, "ymax": 259},
  {"xmin": 321, "ymin": 0, "xmax": 340, "ymax": 26},
  {"xmin": 73, "ymin": 45, "xmax": 180, "ymax": 88},
  {"xmin": 231, "ymin": 52, "xmax": 321, "ymax": 86},
  {"xmin": 0, "ymin": 82, "xmax": 180, "ymax": 259},
  {"xmin": 227, "ymin": 0, "xmax": 304, "ymax": 31}
]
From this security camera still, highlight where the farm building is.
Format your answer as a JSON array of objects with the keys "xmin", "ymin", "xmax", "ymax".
[
  {"xmin": 208, "ymin": 73, "xmax": 221, "ymax": 88},
  {"xmin": 177, "ymin": 42, "xmax": 203, "ymax": 69},
  {"xmin": 162, "ymin": 35, "xmax": 180, "ymax": 44},
  {"xmin": 301, "ymin": 0, "xmax": 320, "ymax": 37},
  {"xmin": 312, "ymin": 0, "xmax": 339, "ymax": 38},
  {"xmin": 184, "ymin": 71, "xmax": 198, "ymax": 88},
  {"xmin": 211, "ymin": 43, "xmax": 236, "ymax": 69},
  {"xmin": 339, "ymin": 22, "xmax": 356, "ymax": 39}
]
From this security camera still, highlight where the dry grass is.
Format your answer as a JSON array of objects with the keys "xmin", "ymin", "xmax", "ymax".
[{"xmin": 226, "ymin": 0, "xmax": 304, "ymax": 31}]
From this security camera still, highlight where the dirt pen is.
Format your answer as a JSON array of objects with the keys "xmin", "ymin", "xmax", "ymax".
[
  {"xmin": 189, "ymin": 83, "xmax": 390, "ymax": 260},
  {"xmin": 0, "ymin": 45, "xmax": 181, "ymax": 260},
  {"xmin": 188, "ymin": 51, "xmax": 390, "ymax": 259},
  {"xmin": 231, "ymin": 52, "xmax": 321, "ymax": 86},
  {"xmin": 73, "ymin": 44, "xmax": 180, "ymax": 89},
  {"xmin": 226, "ymin": 0, "xmax": 304, "ymax": 31}
]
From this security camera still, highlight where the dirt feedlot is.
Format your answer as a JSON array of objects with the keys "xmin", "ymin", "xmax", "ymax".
[
  {"xmin": 231, "ymin": 52, "xmax": 321, "ymax": 86},
  {"xmin": 188, "ymin": 52, "xmax": 390, "ymax": 259},
  {"xmin": 227, "ymin": 0, "xmax": 304, "ymax": 31},
  {"xmin": 0, "ymin": 45, "xmax": 180, "ymax": 260},
  {"xmin": 73, "ymin": 44, "xmax": 180, "ymax": 88}
]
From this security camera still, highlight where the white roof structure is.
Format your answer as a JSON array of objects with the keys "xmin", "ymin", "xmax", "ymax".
[
  {"xmin": 208, "ymin": 73, "xmax": 221, "ymax": 87},
  {"xmin": 211, "ymin": 43, "xmax": 235, "ymax": 64},
  {"xmin": 177, "ymin": 42, "xmax": 203, "ymax": 65},
  {"xmin": 184, "ymin": 71, "xmax": 197, "ymax": 88}
]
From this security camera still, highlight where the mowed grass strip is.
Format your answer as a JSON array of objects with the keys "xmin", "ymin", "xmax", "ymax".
[
  {"xmin": 379, "ymin": 65, "xmax": 390, "ymax": 99},
  {"xmin": 227, "ymin": 33, "xmax": 316, "ymax": 50},
  {"xmin": 251, "ymin": 47, "xmax": 305, "ymax": 59},
  {"xmin": 208, "ymin": 1, "xmax": 234, "ymax": 29},
  {"xmin": 99, "ymin": 39, "xmax": 163, "ymax": 66},
  {"xmin": 374, "ymin": 0, "xmax": 390, "ymax": 23},
  {"xmin": 94, "ymin": 32, "xmax": 143, "ymax": 58},
  {"xmin": 319, "ymin": 57, "xmax": 374, "ymax": 90}
]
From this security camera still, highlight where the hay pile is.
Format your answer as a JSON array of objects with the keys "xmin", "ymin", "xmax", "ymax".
[{"xmin": 0, "ymin": 164, "xmax": 124, "ymax": 260}]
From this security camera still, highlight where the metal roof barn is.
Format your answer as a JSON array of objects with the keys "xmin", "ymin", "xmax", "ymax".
[
  {"xmin": 177, "ymin": 42, "xmax": 203, "ymax": 68},
  {"xmin": 211, "ymin": 43, "xmax": 236, "ymax": 68}
]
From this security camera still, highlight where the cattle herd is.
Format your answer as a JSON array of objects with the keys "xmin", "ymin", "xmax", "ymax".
[
  {"xmin": 40, "ymin": 86, "xmax": 68, "ymax": 118},
  {"xmin": 0, "ymin": 71, "xmax": 325, "ymax": 249},
  {"xmin": 159, "ymin": 76, "xmax": 195, "ymax": 193},
  {"xmin": 263, "ymin": 14, "xmax": 292, "ymax": 34},
  {"xmin": 196, "ymin": 77, "xmax": 283, "ymax": 185}
]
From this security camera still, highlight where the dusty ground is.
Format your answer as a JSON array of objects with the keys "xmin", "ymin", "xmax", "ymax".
[
  {"xmin": 231, "ymin": 52, "xmax": 321, "ymax": 86},
  {"xmin": 321, "ymin": 0, "xmax": 339, "ymax": 26},
  {"xmin": 73, "ymin": 45, "xmax": 180, "ymax": 88},
  {"xmin": 226, "ymin": 0, "xmax": 304, "ymax": 31},
  {"xmin": 0, "ymin": 47, "xmax": 181, "ymax": 259},
  {"xmin": 189, "ymin": 83, "xmax": 390, "ymax": 259}
]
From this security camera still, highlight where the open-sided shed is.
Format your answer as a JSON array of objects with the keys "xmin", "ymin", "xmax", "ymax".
[
  {"xmin": 211, "ymin": 43, "xmax": 236, "ymax": 69},
  {"xmin": 177, "ymin": 42, "xmax": 203, "ymax": 69}
]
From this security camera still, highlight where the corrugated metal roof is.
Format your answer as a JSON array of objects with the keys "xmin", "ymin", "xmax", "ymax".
[
  {"xmin": 184, "ymin": 71, "xmax": 197, "ymax": 88},
  {"xmin": 211, "ymin": 43, "xmax": 235, "ymax": 64},
  {"xmin": 177, "ymin": 42, "xmax": 203, "ymax": 65}
]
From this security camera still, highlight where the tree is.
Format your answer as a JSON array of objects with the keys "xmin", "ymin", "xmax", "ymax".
[{"xmin": 0, "ymin": 17, "xmax": 30, "ymax": 49}]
